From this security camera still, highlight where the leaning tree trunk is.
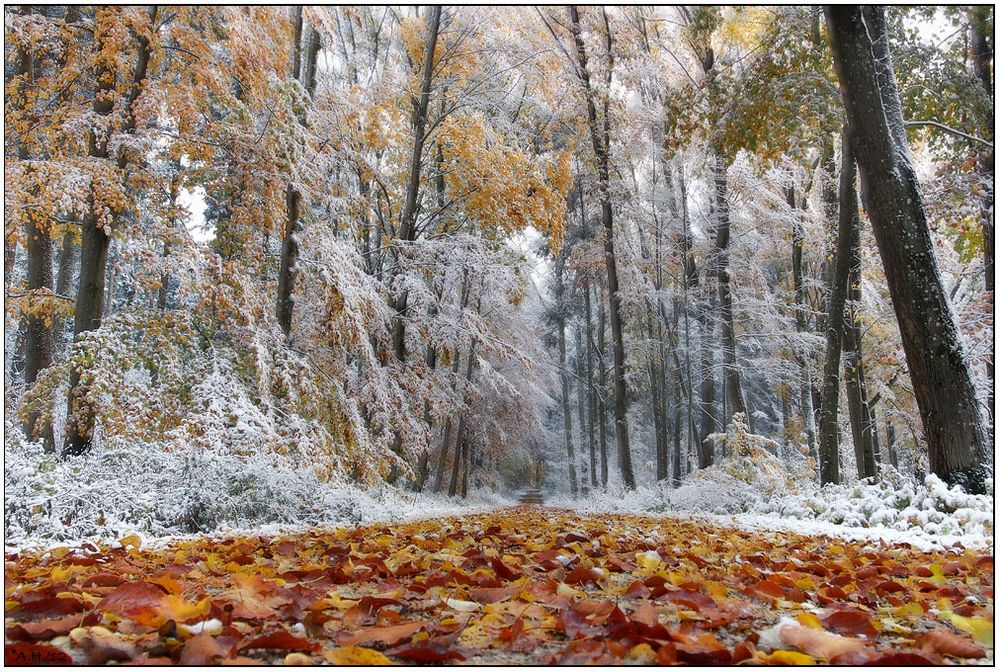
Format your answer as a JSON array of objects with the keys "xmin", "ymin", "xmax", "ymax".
[
  {"xmin": 276, "ymin": 13, "xmax": 320, "ymax": 338},
  {"xmin": 817, "ymin": 130, "xmax": 857, "ymax": 486},
  {"xmin": 390, "ymin": 5, "xmax": 441, "ymax": 362},
  {"xmin": 66, "ymin": 6, "xmax": 156, "ymax": 455},
  {"xmin": 826, "ymin": 5, "xmax": 989, "ymax": 490},
  {"xmin": 569, "ymin": 5, "xmax": 635, "ymax": 489}
]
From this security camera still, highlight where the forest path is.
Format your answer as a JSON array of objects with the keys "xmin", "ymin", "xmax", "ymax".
[{"xmin": 4, "ymin": 509, "xmax": 993, "ymax": 665}]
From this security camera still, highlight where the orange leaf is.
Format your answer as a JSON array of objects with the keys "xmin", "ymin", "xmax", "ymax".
[
  {"xmin": 915, "ymin": 630, "xmax": 985, "ymax": 659},
  {"xmin": 778, "ymin": 623, "xmax": 865, "ymax": 661}
]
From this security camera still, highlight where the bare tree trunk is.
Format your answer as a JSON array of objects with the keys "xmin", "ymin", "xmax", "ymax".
[
  {"xmin": 697, "ymin": 307, "xmax": 717, "ymax": 467},
  {"xmin": 574, "ymin": 325, "xmax": 590, "ymax": 496},
  {"xmin": 827, "ymin": 6, "xmax": 989, "ymax": 490},
  {"xmin": 569, "ymin": 5, "xmax": 635, "ymax": 488}
]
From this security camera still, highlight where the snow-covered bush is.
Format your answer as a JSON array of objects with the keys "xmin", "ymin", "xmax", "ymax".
[{"xmin": 3, "ymin": 421, "xmax": 511, "ymax": 547}]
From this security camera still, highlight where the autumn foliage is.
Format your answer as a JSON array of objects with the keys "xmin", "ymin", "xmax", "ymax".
[{"xmin": 4, "ymin": 509, "xmax": 993, "ymax": 665}]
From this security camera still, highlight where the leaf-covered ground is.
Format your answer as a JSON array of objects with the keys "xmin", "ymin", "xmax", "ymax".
[{"xmin": 4, "ymin": 508, "xmax": 994, "ymax": 665}]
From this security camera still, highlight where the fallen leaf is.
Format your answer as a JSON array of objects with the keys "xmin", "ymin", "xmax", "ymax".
[
  {"xmin": 915, "ymin": 629, "xmax": 986, "ymax": 659},
  {"xmin": 324, "ymin": 646, "xmax": 392, "ymax": 665},
  {"xmin": 778, "ymin": 623, "xmax": 865, "ymax": 661}
]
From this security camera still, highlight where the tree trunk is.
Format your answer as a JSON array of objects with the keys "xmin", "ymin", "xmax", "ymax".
[
  {"xmin": 449, "ymin": 340, "xmax": 477, "ymax": 498},
  {"xmin": 697, "ymin": 307, "xmax": 717, "ymax": 467},
  {"xmin": 826, "ymin": 6, "xmax": 989, "ymax": 490},
  {"xmin": 817, "ymin": 130, "xmax": 857, "ymax": 485},
  {"xmin": 583, "ymin": 279, "xmax": 598, "ymax": 487},
  {"xmin": 53, "ymin": 231, "xmax": 77, "ymax": 355},
  {"xmin": 969, "ymin": 7, "xmax": 994, "ymax": 415},
  {"xmin": 710, "ymin": 156, "xmax": 750, "ymax": 430},
  {"xmin": 595, "ymin": 282, "xmax": 609, "ymax": 488},
  {"xmin": 843, "ymin": 243, "xmax": 879, "ymax": 481},
  {"xmin": 559, "ymin": 306, "xmax": 578, "ymax": 496},
  {"xmin": 787, "ymin": 183, "xmax": 818, "ymax": 460},
  {"xmin": 390, "ymin": 5, "xmax": 441, "ymax": 362},
  {"xmin": 569, "ymin": 5, "xmax": 635, "ymax": 489},
  {"xmin": 433, "ymin": 271, "xmax": 470, "ymax": 493},
  {"xmin": 574, "ymin": 325, "xmax": 590, "ymax": 496},
  {"xmin": 66, "ymin": 7, "xmax": 156, "ymax": 454},
  {"xmin": 276, "ymin": 13, "xmax": 320, "ymax": 338}
]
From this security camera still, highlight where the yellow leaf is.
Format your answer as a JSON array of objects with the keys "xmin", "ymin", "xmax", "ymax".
[
  {"xmin": 49, "ymin": 546, "xmax": 70, "ymax": 560},
  {"xmin": 324, "ymin": 646, "xmax": 392, "ymax": 665},
  {"xmin": 767, "ymin": 650, "xmax": 816, "ymax": 665},
  {"xmin": 119, "ymin": 534, "xmax": 142, "ymax": 549},
  {"xmin": 705, "ymin": 581, "xmax": 729, "ymax": 599},
  {"xmin": 927, "ymin": 563, "xmax": 948, "ymax": 585},
  {"xmin": 796, "ymin": 613, "xmax": 824, "ymax": 630},
  {"xmin": 163, "ymin": 595, "xmax": 211, "ymax": 622},
  {"xmin": 945, "ymin": 613, "xmax": 993, "ymax": 647},
  {"xmin": 627, "ymin": 643, "xmax": 656, "ymax": 664}
]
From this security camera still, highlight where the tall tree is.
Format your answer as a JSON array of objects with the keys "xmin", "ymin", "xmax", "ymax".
[
  {"xmin": 567, "ymin": 6, "xmax": 635, "ymax": 488},
  {"xmin": 66, "ymin": 7, "xmax": 158, "ymax": 454},
  {"xmin": 826, "ymin": 5, "xmax": 989, "ymax": 490}
]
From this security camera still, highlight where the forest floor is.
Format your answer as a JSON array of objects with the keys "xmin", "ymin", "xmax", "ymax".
[{"xmin": 4, "ymin": 507, "xmax": 993, "ymax": 666}]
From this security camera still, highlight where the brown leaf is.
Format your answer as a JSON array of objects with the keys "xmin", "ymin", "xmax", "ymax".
[
  {"xmin": 337, "ymin": 620, "xmax": 428, "ymax": 647},
  {"xmin": 915, "ymin": 630, "xmax": 986, "ymax": 659},
  {"xmin": 387, "ymin": 637, "xmax": 467, "ymax": 662},
  {"xmin": 822, "ymin": 608, "xmax": 878, "ymax": 638},
  {"xmin": 73, "ymin": 626, "xmax": 139, "ymax": 665},
  {"xmin": 8, "ymin": 595, "xmax": 88, "ymax": 620},
  {"xmin": 778, "ymin": 623, "xmax": 865, "ymax": 661},
  {"xmin": 179, "ymin": 633, "xmax": 232, "ymax": 666},
  {"xmin": 239, "ymin": 630, "xmax": 319, "ymax": 653},
  {"xmin": 6, "ymin": 614, "xmax": 91, "ymax": 642},
  {"xmin": 490, "ymin": 556, "xmax": 521, "ymax": 581}
]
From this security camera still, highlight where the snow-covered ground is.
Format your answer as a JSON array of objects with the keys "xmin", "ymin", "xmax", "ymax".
[
  {"xmin": 5, "ymin": 419, "xmax": 992, "ymax": 554},
  {"xmin": 554, "ymin": 465, "xmax": 994, "ymax": 552}
]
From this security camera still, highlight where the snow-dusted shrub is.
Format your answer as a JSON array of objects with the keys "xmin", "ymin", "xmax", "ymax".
[
  {"xmin": 4, "ymin": 421, "xmax": 513, "ymax": 547},
  {"xmin": 706, "ymin": 413, "xmax": 791, "ymax": 498},
  {"xmin": 757, "ymin": 467, "xmax": 993, "ymax": 539}
]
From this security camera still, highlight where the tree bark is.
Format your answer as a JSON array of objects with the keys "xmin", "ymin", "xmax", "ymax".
[
  {"xmin": 969, "ymin": 6, "xmax": 994, "ymax": 415},
  {"xmin": 568, "ymin": 5, "xmax": 635, "ymax": 489},
  {"xmin": 583, "ymin": 279, "xmax": 598, "ymax": 487},
  {"xmin": 595, "ymin": 282, "xmax": 609, "ymax": 488},
  {"xmin": 276, "ymin": 13, "xmax": 321, "ymax": 338},
  {"xmin": 817, "ymin": 130, "xmax": 857, "ymax": 486},
  {"xmin": 557, "ymin": 265, "xmax": 578, "ymax": 496},
  {"xmin": 843, "ymin": 235, "xmax": 879, "ymax": 481},
  {"xmin": 826, "ymin": 6, "xmax": 989, "ymax": 490},
  {"xmin": 574, "ymin": 325, "xmax": 590, "ymax": 496},
  {"xmin": 66, "ymin": 6, "xmax": 156, "ymax": 454},
  {"xmin": 710, "ymin": 156, "xmax": 751, "ymax": 430},
  {"xmin": 391, "ymin": 5, "xmax": 441, "ymax": 362}
]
